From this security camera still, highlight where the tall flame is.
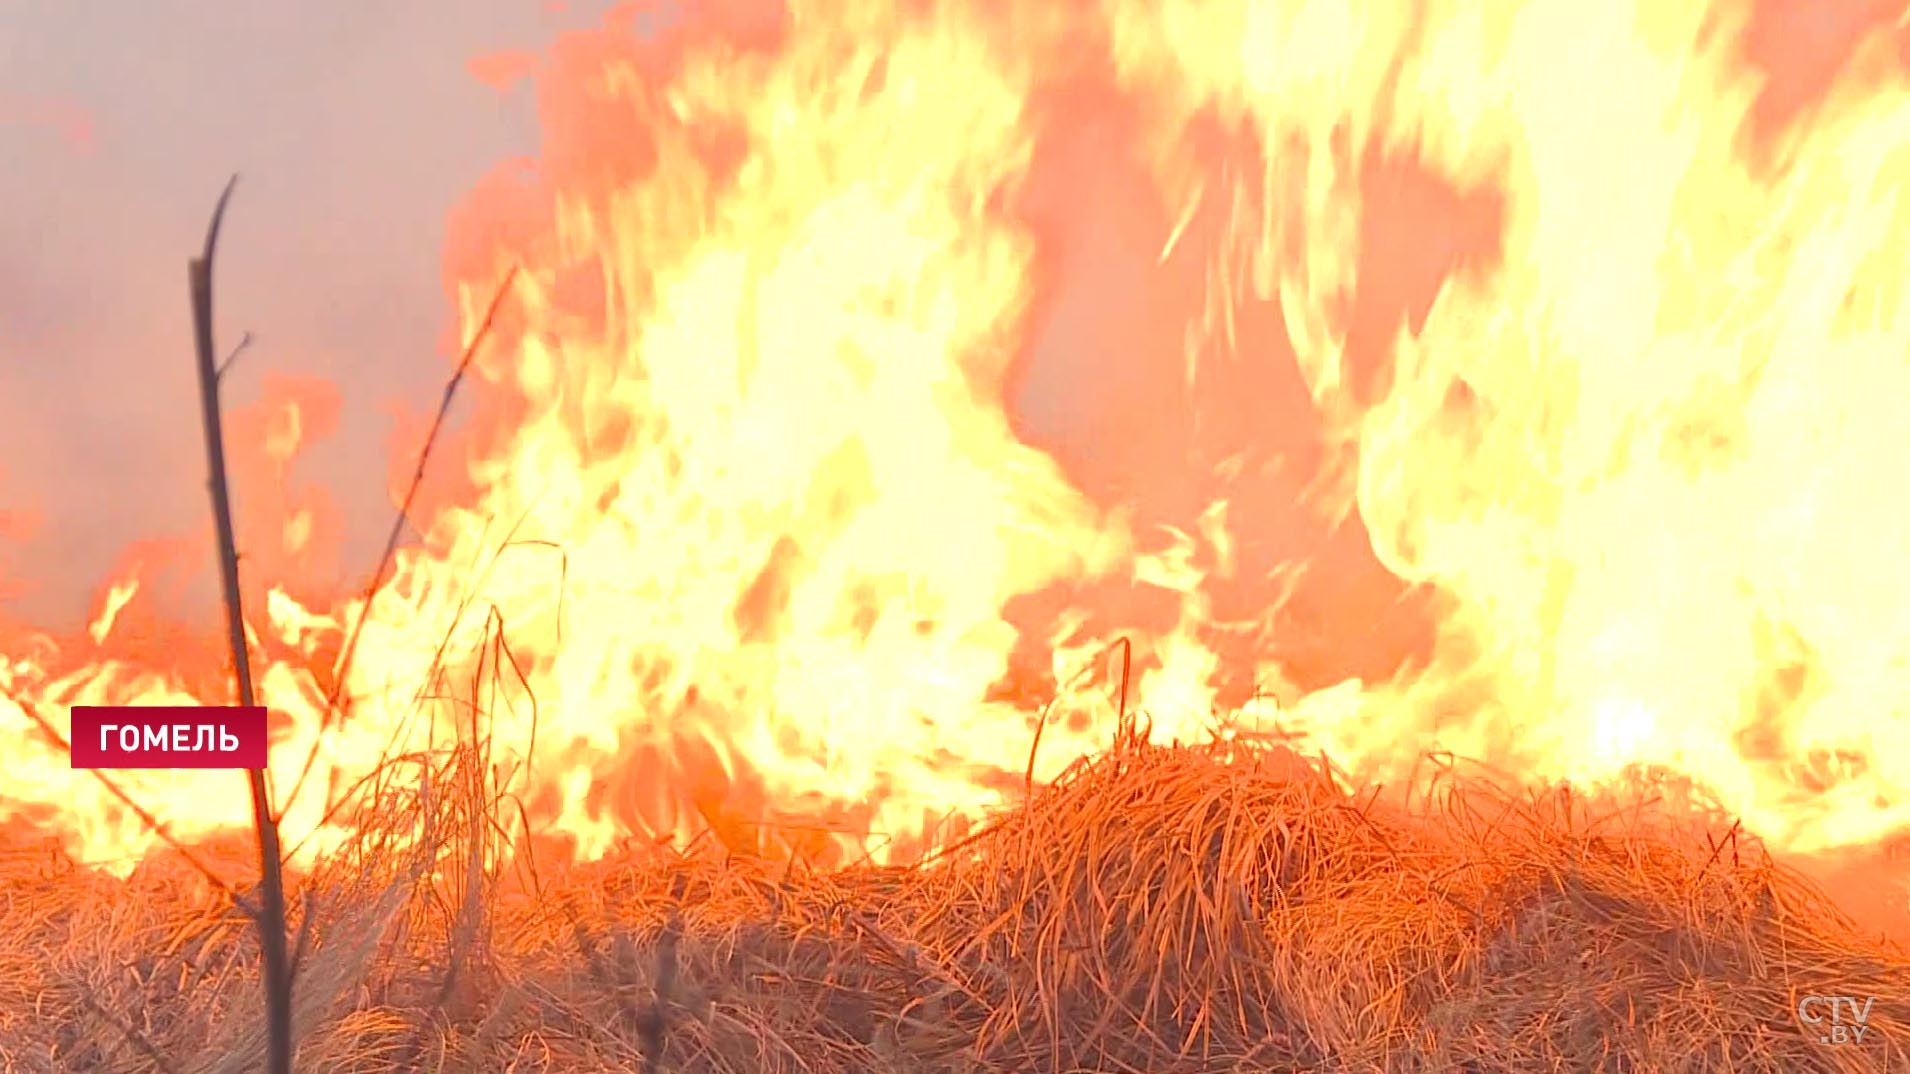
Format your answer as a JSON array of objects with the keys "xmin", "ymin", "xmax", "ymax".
[{"xmin": 2, "ymin": 0, "xmax": 1906, "ymax": 879}]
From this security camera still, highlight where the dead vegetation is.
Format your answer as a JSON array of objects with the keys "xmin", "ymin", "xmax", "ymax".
[{"xmin": 1, "ymin": 729, "xmax": 1903, "ymax": 1073}]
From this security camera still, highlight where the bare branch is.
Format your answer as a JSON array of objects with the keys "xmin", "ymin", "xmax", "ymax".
[
  {"xmin": 280, "ymin": 264, "xmax": 520, "ymax": 815},
  {"xmin": 216, "ymin": 330, "xmax": 254, "ymax": 381},
  {"xmin": 8, "ymin": 690, "xmax": 237, "ymax": 896},
  {"xmin": 187, "ymin": 173, "xmax": 294, "ymax": 1074}
]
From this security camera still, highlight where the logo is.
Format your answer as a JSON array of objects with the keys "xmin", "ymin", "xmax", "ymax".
[
  {"xmin": 68, "ymin": 706, "xmax": 268, "ymax": 770},
  {"xmin": 1797, "ymin": 995, "xmax": 1876, "ymax": 1046}
]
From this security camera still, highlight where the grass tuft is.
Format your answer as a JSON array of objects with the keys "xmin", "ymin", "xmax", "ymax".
[{"xmin": 2, "ymin": 732, "xmax": 1904, "ymax": 1072}]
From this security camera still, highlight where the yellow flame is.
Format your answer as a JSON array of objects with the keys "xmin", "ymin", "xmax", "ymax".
[
  {"xmin": 86, "ymin": 579, "xmax": 139, "ymax": 646},
  {"xmin": 1109, "ymin": 0, "xmax": 1910, "ymax": 852},
  {"xmin": 1, "ymin": 0, "xmax": 1906, "ymax": 877}
]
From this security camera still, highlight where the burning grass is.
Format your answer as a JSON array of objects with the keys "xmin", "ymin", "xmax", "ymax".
[{"xmin": 1, "ymin": 733, "xmax": 1904, "ymax": 1073}]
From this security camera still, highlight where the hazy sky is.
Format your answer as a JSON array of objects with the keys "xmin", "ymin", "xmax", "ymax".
[{"xmin": 0, "ymin": 1, "xmax": 620, "ymax": 628}]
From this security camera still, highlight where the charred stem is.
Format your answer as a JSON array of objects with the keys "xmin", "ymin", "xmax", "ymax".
[{"xmin": 188, "ymin": 174, "xmax": 294, "ymax": 1074}]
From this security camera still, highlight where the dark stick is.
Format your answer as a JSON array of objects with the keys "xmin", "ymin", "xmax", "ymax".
[
  {"xmin": 280, "ymin": 263, "xmax": 518, "ymax": 815},
  {"xmin": 188, "ymin": 174, "xmax": 293, "ymax": 1074},
  {"xmin": 335, "ymin": 264, "xmax": 519, "ymax": 710},
  {"xmin": 7, "ymin": 689, "xmax": 237, "ymax": 896}
]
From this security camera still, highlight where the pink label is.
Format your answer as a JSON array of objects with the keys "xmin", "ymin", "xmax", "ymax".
[{"xmin": 69, "ymin": 706, "xmax": 268, "ymax": 769}]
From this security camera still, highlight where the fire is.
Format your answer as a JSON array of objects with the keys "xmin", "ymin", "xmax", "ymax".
[
  {"xmin": 2, "ymin": 0, "xmax": 1907, "ymax": 879},
  {"xmin": 86, "ymin": 579, "xmax": 138, "ymax": 646}
]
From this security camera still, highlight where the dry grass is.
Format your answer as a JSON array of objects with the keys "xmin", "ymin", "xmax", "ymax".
[{"xmin": 1, "ymin": 731, "xmax": 1904, "ymax": 1073}]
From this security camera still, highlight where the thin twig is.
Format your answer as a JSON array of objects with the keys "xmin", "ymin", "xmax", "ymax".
[
  {"xmin": 8, "ymin": 688, "xmax": 238, "ymax": 893},
  {"xmin": 188, "ymin": 173, "xmax": 293, "ymax": 1074},
  {"xmin": 288, "ymin": 888, "xmax": 317, "ymax": 982},
  {"xmin": 216, "ymin": 330, "xmax": 253, "ymax": 381},
  {"xmin": 78, "ymin": 991, "xmax": 182, "ymax": 1074},
  {"xmin": 280, "ymin": 265, "xmax": 520, "ymax": 815}
]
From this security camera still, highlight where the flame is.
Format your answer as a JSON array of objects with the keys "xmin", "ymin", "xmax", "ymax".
[
  {"xmin": 86, "ymin": 579, "xmax": 139, "ymax": 646},
  {"xmin": 3, "ymin": 0, "xmax": 1908, "ymax": 877}
]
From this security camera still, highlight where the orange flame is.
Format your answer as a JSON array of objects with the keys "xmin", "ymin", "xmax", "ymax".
[{"xmin": 2, "ymin": 0, "xmax": 1907, "ymax": 880}]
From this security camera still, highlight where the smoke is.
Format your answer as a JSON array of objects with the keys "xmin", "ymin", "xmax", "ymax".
[{"xmin": 0, "ymin": 1, "xmax": 617, "ymax": 631}]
